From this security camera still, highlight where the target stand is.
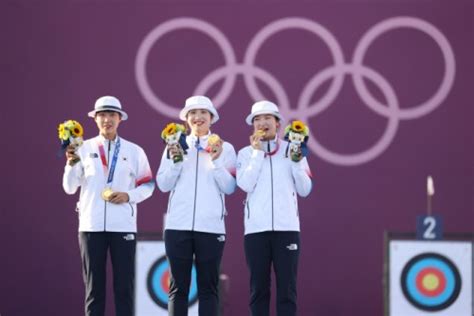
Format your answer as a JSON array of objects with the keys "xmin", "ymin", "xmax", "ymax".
[
  {"xmin": 135, "ymin": 233, "xmax": 199, "ymax": 316},
  {"xmin": 384, "ymin": 232, "xmax": 473, "ymax": 316}
]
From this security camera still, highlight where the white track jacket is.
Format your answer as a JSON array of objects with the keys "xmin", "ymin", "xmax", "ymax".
[
  {"xmin": 63, "ymin": 135, "xmax": 154, "ymax": 232},
  {"xmin": 237, "ymin": 138, "xmax": 313, "ymax": 235},
  {"xmin": 156, "ymin": 133, "xmax": 237, "ymax": 234}
]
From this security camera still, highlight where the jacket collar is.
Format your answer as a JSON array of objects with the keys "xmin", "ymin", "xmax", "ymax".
[
  {"xmin": 188, "ymin": 131, "xmax": 211, "ymax": 148},
  {"xmin": 97, "ymin": 134, "xmax": 119, "ymax": 145},
  {"xmin": 261, "ymin": 136, "xmax": 280, "ymax": 156}
]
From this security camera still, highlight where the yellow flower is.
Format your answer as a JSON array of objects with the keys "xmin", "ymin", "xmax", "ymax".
[
  {"xmin": 64, "ymin": 120, "xmax": 75, "ymax": 130},
  {"xmin": 70, "ymin": 121, "xmax": 84, "ymax": 137},
  {"xmin": 176, "ymin": 124, "xmax": 186, "ymax": 133},
  {"xmin": 285, "ymin": 120, "xmax": 309, "ymax": 137},
  {"xmin": 292, "ymin": 120, "xmax": 305, "ymax": 132},
  {"xmin": 166, "ymin": 124, "xmax": 176, "ymax": 135},
  {"xmin": 58, "ymin": 124, "xmax": 65, "ymax": 138},
  {"xmin": 162, "ymin": 123, "xmax": 177, "ymax": 140},
  {"xmin": 58, "ymin": 120, "xmax": 83, "ymax": 141},
  {"xmin": 161, "ymin": 122, "xmax": 187, "ymax": 140},
  {"xmin": 59, "ymin": 127, "xmax": 71, "ymax": 140}
]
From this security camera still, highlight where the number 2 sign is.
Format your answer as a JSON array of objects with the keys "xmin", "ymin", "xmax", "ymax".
[{"xmin": 417, "ymin": 215, "xmax": 443, "ymax": 240}]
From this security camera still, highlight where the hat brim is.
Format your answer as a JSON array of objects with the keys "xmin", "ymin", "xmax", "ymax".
[
  {"xmin": 245, "ymin": 110, "xmax": 283, "ymax": 125},
  {"xmin": 179, "ymin": 105, "xmax": 219, "ymax": 124},
  {"xmin": 88, "ymin": 109, "xmax": 128, "ymax": 121}
]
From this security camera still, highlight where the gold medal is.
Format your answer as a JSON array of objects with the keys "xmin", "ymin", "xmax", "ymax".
[
  {"xmin": 255, "ymin": 129, "xmax": 266, "ymax": 138},
  {"xmin": 206, "ymin": 134, "xmax": 222, "ymax": 153},
  {"xmin": 101, "ymin": 188, "xmax": 114, "ymax": 201},
  {"xmin": 208, "ymin": 134, "xmax": 221, "ymax": 146}
]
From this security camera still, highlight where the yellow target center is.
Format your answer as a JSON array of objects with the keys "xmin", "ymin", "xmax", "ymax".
[{"xmin": 422, "ymin": 273, "xmax": 439, "ymax": 291}]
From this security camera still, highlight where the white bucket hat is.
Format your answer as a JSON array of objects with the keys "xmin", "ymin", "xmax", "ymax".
[
  {"xmin": 179, "ymin": 95, "xmax": 219, "ymax": 123},
  {"xmin": 245, "ymin": 100, "xmax": 284, "ymax": 125},
  {"xmin": 88, "ymin": 96, "xmax": 128, "ymax": 121}
]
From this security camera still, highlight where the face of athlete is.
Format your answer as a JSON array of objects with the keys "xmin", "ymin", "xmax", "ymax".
[
  {"xmin": 252, "ymin": 114, "xmax": 280, "ymax": 140},
  {"xmin": 186, "ymin": 109, "xmax": 212, "ymax": 137},
  {"xmin": 95, "ymin": 111, "xmax": 121, "ymax": 140}
]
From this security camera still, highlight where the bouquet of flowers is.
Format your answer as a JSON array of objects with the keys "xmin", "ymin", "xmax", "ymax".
[
  {"xmin": 284, "ymin": 120, "xmax": 309, "ymax": 161},
  {"xmin": 161, "ymin": 123, "xmax": 189, "ymax": 163},
  {"xmin": 58, "ymin": 120, "xmax": 84, "ymax": 163}
]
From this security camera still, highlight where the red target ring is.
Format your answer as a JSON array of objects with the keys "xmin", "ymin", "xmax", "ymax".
[
  {"xmin": 160, "ymin": 270, "xmax": 171, "ymax": 293},
  {"xmin": 415, "ymin": 267, "xmax": 446, "ymax": 297}
]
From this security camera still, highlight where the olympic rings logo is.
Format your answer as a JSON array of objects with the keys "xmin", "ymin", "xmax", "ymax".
[{"xmin": 135, "ymin": 17, "xmax": 455, "ymax": 166}]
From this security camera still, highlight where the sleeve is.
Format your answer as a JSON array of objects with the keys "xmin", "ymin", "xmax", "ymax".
[
  {"xmin": 156, "ymin": 146, "xmax": 183, "ymax": 193},
  {"xmin": 236, "ymin": 147, "xmax": 265, "ymax": 193},
  {"xmin": 211, "ymin": 142, "xmax": 237, "ymax": 195},
  {"xmin": 291, "ymin": 157, "xmax": 313, "ymax": 197},
  {"xmin": 126, "ymin": 147, "xmax": 155, "ymax": 204},
  {"xmin": 62, "ymin": 162, "xmax": 84, "ymax": 195}
]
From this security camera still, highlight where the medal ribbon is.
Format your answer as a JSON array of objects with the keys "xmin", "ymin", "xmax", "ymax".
[
  {"xmin": 264, "ymin": 139, "xmax": 280, "ymax": 157},
  {"xmin": 97, "ymin": 137, "xmax": 121, "ymax": 185}
]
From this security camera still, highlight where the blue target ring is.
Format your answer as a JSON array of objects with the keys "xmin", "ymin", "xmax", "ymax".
[
  {"xmin": 401, "ymin": 253, "xmax": 461, "ymax": 311},
  {"xmin": 146, "ymin": 256, "xmax": 198, "ymax": 309}
]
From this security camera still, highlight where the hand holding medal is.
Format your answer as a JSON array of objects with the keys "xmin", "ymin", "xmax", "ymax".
[
  {"xmin": 102, "ymin": 189, "xmax": 129, "ymax": 203},
  {"xmin": 284, "ymin": 120, "xmax": 309, "ymax": 162},
  {"xmin": 161, "ymin": 123, "xmax": 189, "ymax": 163},
  {"xmin": 250, "ymin": 129, "xmax": 266, "ymax": 150},
  {"xmin": 101, "ymin": 188, "xmax": 114, "ymax": 201},
  {"xmin": 206, "ymin": 134, "xmax": 223, "ymax": 160},
  {"xmin": 58, "ymin": 120, "xmax": 84, "ymax": 166}
]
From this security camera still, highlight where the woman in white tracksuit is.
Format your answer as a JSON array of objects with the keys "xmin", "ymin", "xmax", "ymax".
[
  {"xmin": 237, "ymin": 101, "xmax": 313, "ymax": 316},
  {"xmin": 156, "ymin": 95, "xmax": 237, "ymax": 316},
  {"xmin": 63, "ymin": 96, "xmax": 155, "ymax": 316}
]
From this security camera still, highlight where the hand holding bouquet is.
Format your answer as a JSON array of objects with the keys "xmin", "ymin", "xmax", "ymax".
[
  {"xmin": 161, "ymin": 123, "xmax": 189, "ymax": 163},
  {"xmin": 284, "ymin": 120, "xmax": 309, "ymax": 162},
  {"xmin": 58, "ymin": 120, "xmax": 84, "ymax": 165}
]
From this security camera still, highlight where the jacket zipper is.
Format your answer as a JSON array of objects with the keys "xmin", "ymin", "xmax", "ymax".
[
  {"xmin": 268, "ymin": 142, "xmax": 274, "ymax": 230},
  {"xmin": 220, "ymin": 193, "xmax": 225, "ymax": 220},
  {"xmin": 192, "ymin": 138, "xmax": 200, "ymax": 230},
  {"xmin": 246, "ymin": 199, "xmax": 251, "ymax": 219},
  {"xmin": 103, "ymin": 140, "xmax": 111, "ymax": 231},
  {"xmin": 167, "ymin": 190, "xmax": 175, "ymax": 214},
  {"xmin": 293, "ymin": 191, "xmax": 298, "ymax": 217},
  {"xmin": 129, "ymin": 202, "xmax": 134, "ymax": 217}
]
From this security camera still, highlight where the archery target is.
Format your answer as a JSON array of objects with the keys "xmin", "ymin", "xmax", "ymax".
[
  {"xmin": 400, "ymin": 253, "xmax": 461, "ymax": 311},
  {"xmin": 135, "ymin": 240, "xmax": 199, "ymax": 316},
  {"xmin": 389, "ymin": 240, "xmax": 472, "ymax": 316},
  {"xmin": 147, "ymin": 255, "xmax": 198, "ymax": 309}
]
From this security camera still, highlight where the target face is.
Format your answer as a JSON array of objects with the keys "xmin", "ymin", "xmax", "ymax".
[
  {"xmin": 146, "ymin": 255, "xmax": 198, "ymax": 309},
  {"xmin": 400, "ymin": 252, "xmax": 461, "ymax": 311}
]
